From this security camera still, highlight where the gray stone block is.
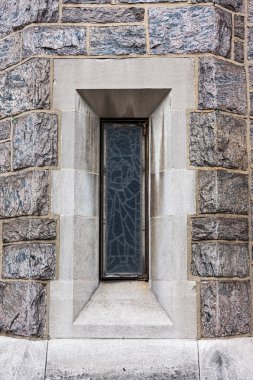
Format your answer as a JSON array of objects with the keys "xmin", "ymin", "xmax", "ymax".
[
  {"xmin": 0, "ymin": 281, "xmax": 47, "ymax": 337},
  {"xmin": 62, "ymin": 7, "xmax": 144, "ymax": 23},
  {"xmin": 192, "ymin": 242, "xmax": 249, "ymax": 278},
  {"xmin": 0, "ymin": 170, "xmax": 49, "ymax": 218},
  {"xmin": 200, "ymin": 281, "xmax": 251, "ymax": 337},
  {"xmin": 250, "ymin": 93, "xmax": 253, "ymax": 116},
  {"xmin": 3, "ymin": 218, "xmax": 57, "ymax": 243},
  {"xmin": 13, "ymin": 113, "xmax": 58, "ymax": 170},
  {"xmin": 234, "ymin": 15, "xmax": 245, "ymax": 39},
  {"xmin": 64, "ymin": 0, "xmax": 109, "ymax": 2},
  {"xmin": 198, "ymin": 170, "xmax": 248, "ymax": 214},
  {"xmin": 191, "ymin": 0, "xmax": 243, "ymax": 12},
  {"xmin": 189, "ymin": 112, "xmax": 247, "ymax": 170},
  {"xmin": 3, "ymin": 243, "xmax": 56, "ymax": 280},
  {"xmin": 0, "ymin": 141, "xmax": 11, "ymax": 173},
  {"xmin": 0, "ymin": 33, "xmax": 21, "ymax": 71},
  {"xmin": 0, "ymin": 0, "xmax": 59, "ymax": 39},
  {"xmin": 198, "ymin": 57, "xmax": 247, "ymax": 115},
  {"xmin": 251, "ymin": 121, "xmax": 253, "ymax": 163},
  {"xmin": 249, "ymin": 66, "xmax": 253, "ymax": 87},
  {"xmin": 249, "ymin": 0, "xmax": 253, "ymax": 23},
  {"xmin": 90, "ymin": 26, "xmax": 146, "ymax": 55},
  {"xmin": 149, "ymin": 6, "xmax": 231, "ymax": 57},
  {"xmin": 0, "ymin": 59, "xmax": 50, "ymax": 118},
  {"xmin": 248, "ymin": 27, "xmax": 253, "ymax": 60},
  {"xmin": 234, "ymin": 40, "xmax": 244, "ymax": 62},
  {"xmin": 0, "ymin": 119, "xmax": 11, "ymax": 140},
  {"xmin": 22, "ymin": 26, "xmax": 86, "ymax": 58},
  {"xmin": 192, "ymin": 217, "xmax": 248, "ymax": 241}
]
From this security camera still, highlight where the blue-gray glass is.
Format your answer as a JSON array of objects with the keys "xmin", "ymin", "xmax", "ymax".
[{"xmin": 103, "ymin": 123, "xmax": 143, "ymax": 276}]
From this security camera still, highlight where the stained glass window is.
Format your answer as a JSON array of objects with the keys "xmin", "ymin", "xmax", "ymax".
[{"xmin": 101, "ymin": 121, "xmax": 147, "ymax": 279}]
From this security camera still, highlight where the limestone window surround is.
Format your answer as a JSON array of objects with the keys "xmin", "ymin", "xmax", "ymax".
[{"xmin": 50, "ymin": 57, "xmax": 197, "ymax": 338}]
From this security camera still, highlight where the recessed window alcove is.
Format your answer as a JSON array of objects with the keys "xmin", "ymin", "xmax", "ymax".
[{"xmin": 50, "ymin": 58, "xmax": 197, "ymax": 338}]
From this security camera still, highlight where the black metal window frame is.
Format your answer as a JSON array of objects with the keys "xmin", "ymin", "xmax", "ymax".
[{"xmin": 100, "ymin": 118, "xmax": 149, "ymax": 281}]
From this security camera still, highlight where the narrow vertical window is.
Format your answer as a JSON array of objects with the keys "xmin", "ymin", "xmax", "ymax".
[{"xmin": 100, "ymin": 120, "xmax": 148, "ymax": 280}]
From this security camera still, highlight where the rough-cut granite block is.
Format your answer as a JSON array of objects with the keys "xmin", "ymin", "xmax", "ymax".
[
  {"xmin": 234, "ymin": 15, "xmax": 245, "ymax": 39},
  {"xmin": 3, "ymin": 243, "xmax": 56, "ymax": 280},
  {"xmin": 0, "ymin": 59, "xmax": 50, "ymax": 118},
  {"xmin": 198, "ymin": 57, "xmax": 247, "ymax": 115},
  {"xmin": 149, "ymin": 7, "xmax": 231, "ymax": 57},
  {"xmin": 249, "ymin": 66, "xmax": 253, "ymax": 87},
  {"xmin": 13, "ymin": 113, "xmax": 58, "ymax": 170},
  {"xmin": 90, "ymin": 26, "xmax": 146, "ymax": 55},
  {"xmin": 250, "ymin": 93, "xmax": 253, "ymax": 116},
  {"xmin": 198, "ymin": 170, "xmax": 248, "ymax": 214},
  {"xmin": 189, "ymin": 112, "xmax": 247, "ymax": 170},
  {"xmin": 200, "ymin": 281, "xmax": 251, "ymax": 337},
  {"xmin": 0, "ymin": 170, "xmax": 49, "ymax": 218},
  {"xmin": 192, "ymin": 242, "xmax": 249, "ymax": 277},
  {"xmin": 64, "ymin": 0, "xmax": 109, "ymax": 2},
  {"xmin": 248, "ymin": 28, "xmax": 253, "ymax": 60},
  {"xmin": 3, "ymin": 218, "xmax": 57, "ymax": 243},
  {"xmin": 0, "ymin": 33, "xmax": 21, "ymax": 71},
  {"xmin": 0, "ymin": 282, "xmax": 46, "ymax": 337},
  {"xmin": 22, "ymin": 26, "xmax": 86, "ymax": 58},
  {"xmin": 192, "ymin": 217, "xmax": 248, "ymax": 241},
  {"xmin": 191, "ymin": 0, "xmax": 243, "ymax": 12},
  {"xmin": 234, "ymin": 41, "xmax": 244, "ymax": 63},
  {"xmin": 251, "ymin": 121, "xmax": 253, "ymax": 163},
  {"xmin": 62, "ymin": 7, "xmax": 144, "ymax": 23},
  {"xmin": 120, "ymin": 0, "xmax": 186, "ymax": 2},
  {"xmin": 249, "ymin": 0, "xmax": 253, "ymax": 23},
  {"xmin": 0, "ymin": 141, "xmax": 11, "ymax": 173},
  {"xmin": 0, "ymin": 0, "xmax": 59, "ymax": 39},
  {"xmin": 0, "ymin": 119, "xmax": 11, "ymax": 140}
]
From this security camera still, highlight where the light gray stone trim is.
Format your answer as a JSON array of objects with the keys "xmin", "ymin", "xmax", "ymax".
[{"xmin": 51, "ymin": 57, "xmax": 196, "ymax": 339}]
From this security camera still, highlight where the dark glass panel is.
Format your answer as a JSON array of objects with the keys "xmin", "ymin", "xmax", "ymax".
[{"xmin": 103, "ymin": 123, "xmax": 143, "ymax": 276}]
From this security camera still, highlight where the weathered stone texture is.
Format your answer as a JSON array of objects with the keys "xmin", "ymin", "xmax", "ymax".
[
  {"xmin": 3, "ymin": 218, "xmax": 57, "ymax": 243},
  {"xmin": 251, "ymin": 121, "xmax": 253, "ymax": 163},
  {"xmin": 192, "ymin": 217, "xmax": 248, "ymax": 241},
  {"xmin": 0, "ymin": 141, "xmax": 11, "ymax": 173},
  {"xmin": 0, "ymin": 0, "xmax": 59, "ymax": 39},
  {"xmin": 13, "ymin": 113, "xmax": 58, "ymax": 170},
  {"xmin": 90, "ymin": 26, "xmax": 146, "ymax": 55},
  {"xmin": 0, "ymin": 282, "xmax": 46, "ymax": 337},
  {"xmin": 0, "ymin": 170, "xmax": 49, "ymax": 218},
  {"xmin": 192, "ymin": 242, "xmax": 249, "ymax": 278},
  {"xmin": 198, "ymin": 58, "xmax": 247, "ymax": 115},
  {"xmin": 0, "ymin": 33, "xmax": 21, "ymax": 71},
  {"xmin": 248, "ymin": 28, "xmax": 253, "ymax": 60},
  {"xmin": 249, "ymin": 66, "xmax": 253, "ymax": 87},
  {"xmin": 191, "ymin": 0, "xmax": 243, "ymax": 12},
  {"xmin": 201, "ymin": 281, "xmax": 251, "ymax": 337},
  {"xmin": 250, "ymin": 93, "xmax": 253, "ymax": 116},
  {"xmin": 0, "ymin": 119, "xmax": 11, "ymax": 140},
  {"xmin": 22, "ymin": 26, "xmax": 86, "ymax": 58},
  {"xmin": 198, "ymin": 170, "xmax": 248, "ymax": 214},
  {"xmin": 234, "ymin": 15, "xmax": 244, "ymax": 39},
  {"xmin": 64, "ymin": 0, "xmax": 109, "ymax": 2},
  {"xmin": 3, "ymin": 243, "xmax": 56, "ymax": 280},
  {"xmin": 189, "ymin": 112, "xmax": 247, "ymax": 170},
  {"xmin": 234, "ymin": 41, "xmax": 244, "ymax": 63},
  {"xmin": 120, "ymin": 0, "xmax": 185, "ymax": 2},
  {"xmin": 62, "ymin": 7, "xmax": 144, "ymax": 23},
  {"xmin": 0, "ymin": 59, "xmax": 50, "ymax": 118},
  {"xmin": 248, "ymin": 0, "xmax": 253, "ymax": 23},
  {"xmin": 149, "ymin": 7, "xmax": 231, "ymax": 57}
]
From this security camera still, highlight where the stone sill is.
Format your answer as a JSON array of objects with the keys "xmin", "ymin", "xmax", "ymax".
[{"xmin": 1, "ymin": 336, "xmax": 253, "ymax": 379}]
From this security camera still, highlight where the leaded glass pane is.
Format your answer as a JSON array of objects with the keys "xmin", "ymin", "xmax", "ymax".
[{"xmin": 102, "ymin": 122, "xmax": 146, "ymax": 278}]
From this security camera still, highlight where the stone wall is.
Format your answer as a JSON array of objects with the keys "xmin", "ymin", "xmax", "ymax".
[{"xmin": 0, "ymin": 0, "xmax": 251, "ymax": 339}]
